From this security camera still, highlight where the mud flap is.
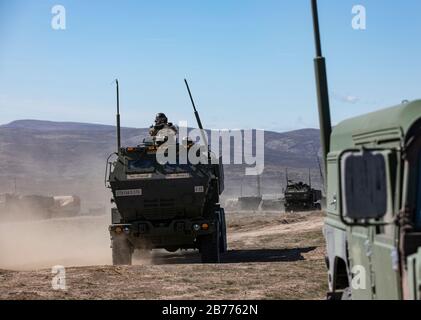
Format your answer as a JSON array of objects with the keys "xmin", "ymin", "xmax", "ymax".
[
  {"xmin": 111, "ymin": 234, "xmax": 132, "ymax": 265},
  {"xmin": 200, "ymin": 223, "xmax": 220, "ymax": 263},
  {"xmin": 219, "ymin": 208, "xmax": 228, "ymax": 253}
]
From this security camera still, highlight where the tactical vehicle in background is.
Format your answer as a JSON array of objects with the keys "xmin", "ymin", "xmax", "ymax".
[
  {"xmin": 50, "ymin": 196, "xmax": 82, "ymax": 217},
  {"xmin": 284, "ymin": 169, "xmax": 322, "ymax": 212},
  {"xmin": 260, "ymin": 196, "xmax": 283, "ymax": 211},
  {"xmin": 225, "ymin": 175, "xmax": 283, "ymax": 212},
  {"xmin": 237, "ymin": 196, "xmax": 262, "ymax": 210},
  {"xmin": 237, "ymin": 175, "xmax": 262, "ymax": 211},
  {"xmin": 311, "ymin": 0, "xmax": 421, "ymax": 299},
  {"xmin": 0, "ymin": 194, "xmax": 81, "ymax": 221},
  {"xmin": 106, "ymin": 80, "xmax": 227, "ymax": 265}
]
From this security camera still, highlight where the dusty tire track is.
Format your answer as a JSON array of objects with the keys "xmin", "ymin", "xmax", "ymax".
[{"xmin": 0, "ymin": 211, "xmax": 327, "ymax": 300}]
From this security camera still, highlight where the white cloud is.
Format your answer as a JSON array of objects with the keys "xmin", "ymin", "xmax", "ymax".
[{"xmin": 332, "ymin": 92, "xmax": 360, "ymax": 104}]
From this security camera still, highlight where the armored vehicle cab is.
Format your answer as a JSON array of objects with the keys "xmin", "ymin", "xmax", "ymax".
[
  {"xmin": 106, "ymin": 80, "xmax": 227, "ymax": 265},
  {"xmin": 283, "ymin": 169, "xmax": 322, "ymax": 212},
  {"xmin": 311, "ymin": 0, "xmax": 421, "ymax": 299},
  {"xmin": 325, "ymin": 100, "xmax": 421, "ymax": 300},
  {"xmin": 284, "ymin": 181, "xmax": 322, "ymax": 212}
]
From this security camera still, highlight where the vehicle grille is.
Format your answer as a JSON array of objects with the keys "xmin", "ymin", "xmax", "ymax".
[{"xmin": 144, "ymin": 198, "xmax": 176, "ymax": 208}]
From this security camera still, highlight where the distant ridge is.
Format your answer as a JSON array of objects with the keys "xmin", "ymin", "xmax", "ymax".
[
  {"xmin": 2, "ymin": 120, "xmax": 119, "ymax": 131},
  {"xmin": 0, "ymin": 119, "xmax": 322, "ymax": 200},
  {"xmin": 2, "ymin": 119, "xmax": 320, "ymax": 137}
]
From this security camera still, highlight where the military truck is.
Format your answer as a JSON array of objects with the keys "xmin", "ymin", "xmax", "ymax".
[
  {"xmin": 0, "ymin": 193, "xmax": 54, "ymax": 221},
  {"xmin": 284, "ymin": 182, "xmax": 322, "ymax": 212},
  {"xmin": 237, "ymin": 175, "xmax": 263, "ymax": 211},
  {"xmin": 311, "ymin": 0, "xmax": 421, "ymax": 299},
  {"xmin": 0, "ymin": 193, "xmax": 81, "ymax": 221},
  {"xmin": 50, "ymin": 195, "xmax": 81, "ymax": 218},
  {"xmin": 106, "ymin": 80, "xmax": 227, "ymax": 265},
  {"xmin": 284, "ymin": 169, "xmax": 322, "ymax": 212}
]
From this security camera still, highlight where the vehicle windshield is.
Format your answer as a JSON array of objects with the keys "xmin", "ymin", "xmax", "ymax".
[
  {"xmin": 127, "ymin": 158, "xmax": 155, "ymax": 173},
  {"xmin": 127, "ymin": 155, "xmax": 195, "ymax": 174},
  {"xmin": 162, "ymin": 163, "xmax": 192, "ymax": 174}
]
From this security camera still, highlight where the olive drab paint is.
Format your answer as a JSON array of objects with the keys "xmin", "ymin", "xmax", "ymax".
[
  {"xmin": 311, "ymin": 0, "xmax": 421, "ymax": 300},
  {"xmin": 105, "ymin": 81, "xmax": 227, "ymax": 265}
]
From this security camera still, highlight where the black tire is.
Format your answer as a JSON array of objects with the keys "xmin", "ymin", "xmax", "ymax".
[
  {"xmin": 200, "ymin": 223, "xmax": 220, "ymax": 263},
  {"xmin": 219, "ymin": 208, "xmax": 228, "ymax": 254},
  {"xmin": 165, "ymin": 247, "xmax": 179, "ymax": 253},
  {"xmin": 112, "ymin": 236, "xmax": 132, "ymax": 265}
]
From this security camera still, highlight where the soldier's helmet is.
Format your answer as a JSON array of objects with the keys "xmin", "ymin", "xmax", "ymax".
[{"xmin": 155, "ymin": 113, "xmax": 168, "ymax": 125}]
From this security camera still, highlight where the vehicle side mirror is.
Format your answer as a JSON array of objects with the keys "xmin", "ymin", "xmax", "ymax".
[{"xmin": 339, "ymin": 149, "xmax": 395, "ymax": 225}]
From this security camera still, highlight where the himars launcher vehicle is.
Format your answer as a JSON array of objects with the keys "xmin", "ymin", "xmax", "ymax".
[
  {"xmin": 311, "ymin": 0, "xmax": 421, "ymax": 299},
  {"xmin": 106, "ymin": 80, "xmax": 227, "ymax": 265}
]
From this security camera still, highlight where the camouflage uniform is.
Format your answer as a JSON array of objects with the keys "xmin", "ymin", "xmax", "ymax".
[{"xmin": 149, "ymin": 113, "xmax": 177, "ymax": 137}]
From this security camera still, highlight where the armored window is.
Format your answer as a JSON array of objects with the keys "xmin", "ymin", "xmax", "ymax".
[
  {"xmin": 127, "ymin": 159, "xmax": 155, "ymax": 173},
  {"xmin": 341, "ymin": 150, "xmax": 390, "ymax": 220},
  {"xmin": 162, "ymin": 163, "xmax": 192, "ymax": 174}
]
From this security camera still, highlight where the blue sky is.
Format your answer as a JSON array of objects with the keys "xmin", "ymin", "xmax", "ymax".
[{"xmin": 0, "ymin": 0, "xmax": 420, "ymax": 132}]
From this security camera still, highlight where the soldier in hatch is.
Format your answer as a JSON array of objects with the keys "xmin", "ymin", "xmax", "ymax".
[{"xmin": 149, "ymin": 113, "xmax": 178, "ymax": 137}]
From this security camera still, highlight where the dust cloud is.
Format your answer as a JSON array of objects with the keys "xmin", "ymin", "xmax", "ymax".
[
  {"xmin": 0, "ymin": 215, "xmax": 111, "ymax": 270},
  {"xmin": 0, "ymin": 154, "xmax": 113, "ymax": 270}
]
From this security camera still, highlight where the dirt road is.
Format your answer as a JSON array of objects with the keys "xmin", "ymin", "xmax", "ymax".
[{"xmin": 0, "ymin": 211, "xmax": 327, "ymax": 300}]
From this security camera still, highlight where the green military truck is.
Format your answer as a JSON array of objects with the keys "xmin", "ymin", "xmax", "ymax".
[
  {"xmin": 311, "ymin": 0, "xmax": 421, "ymax": 299},
  {"xmin": 284, "ymin": 169, "xmax": 322, "ymax": 212},
  {"xmin": 106, "ymin": 80, "xmax": 227, "ymax": 265},
  {"xmin": 284, "ymin": 181, "xmax": 322, "ymax": 212}
]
